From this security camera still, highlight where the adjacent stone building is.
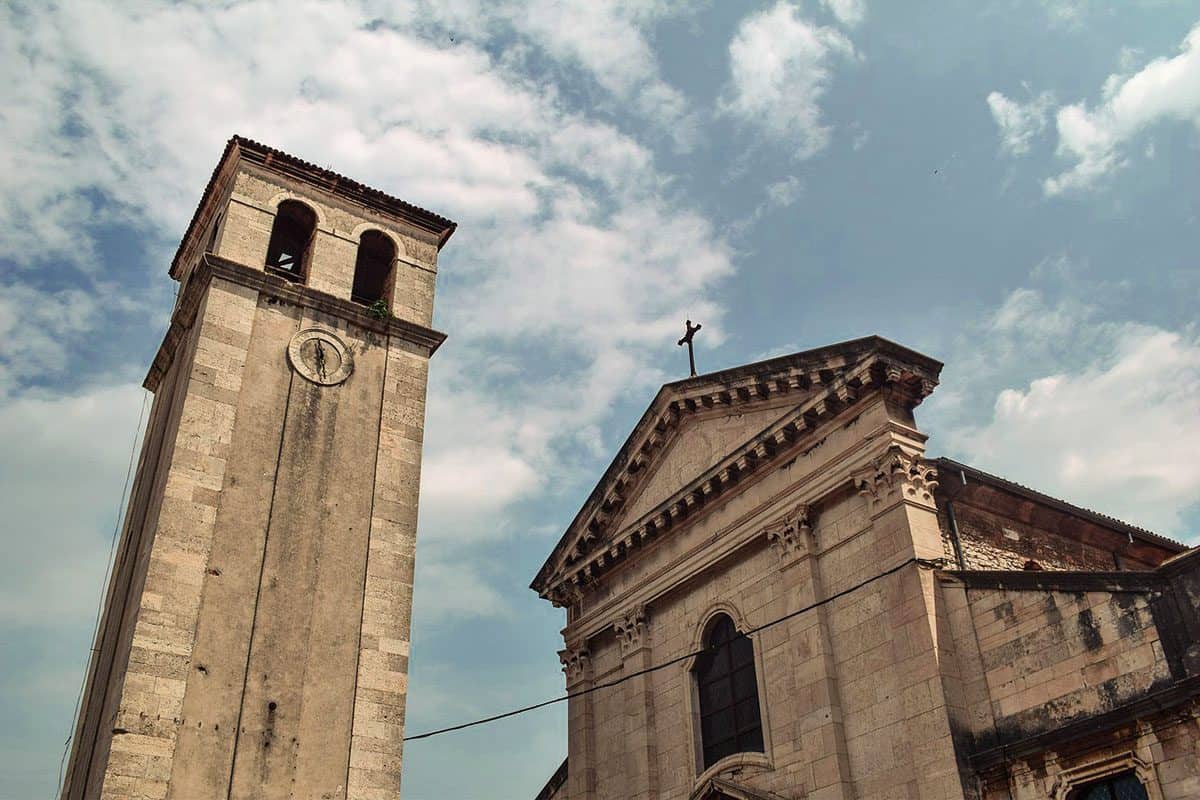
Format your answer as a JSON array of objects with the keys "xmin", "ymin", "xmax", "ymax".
[
  {"xmin": 61, "ymin": 137, "xmax": 454, "ymax": 800},
  {"xmin": 532, "ymin": 337, "xmax": 1200, "ymax": 800}
]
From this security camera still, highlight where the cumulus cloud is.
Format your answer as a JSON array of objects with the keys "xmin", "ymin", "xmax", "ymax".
[
  {"xmin": 0, "ymin": 383, "xmax": 148, "ymax": 628},
  {"xmin": 0, "ymin": 0, "xmax": 734, "ymax": 626},
  {"xmin": 987, "ymin": 89, "xmax": 1056, "ymax": 155},
  {"xmin": 722, "ymin": 1, "xmax": 856, "ymax": 158},
  {"xmin": 934, "ymin": 266, "xmax": 1200, "ymax": 540},
  {"xmin": 1043, "ymin": 22, "xmax": 1200, "ymax": 194},
  {"xmin": 951, "ymin": 323, "xmax": 1200, "ymax": 538},
  {"xmin": 821, "ymin": 0, "xmax": 866, "ymax": 27}
]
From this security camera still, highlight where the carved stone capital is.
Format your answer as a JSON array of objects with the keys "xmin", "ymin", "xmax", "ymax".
[
  {"xmin": 614, "ymin": 605, "xmax": 649, "ymax": 658},
  {"xmin": 852, "ymin": 446, "xmax": 938, "ymax": 510},
  {"xmin": 764, "ymin": 503, "xmax": 812, "ymax": 564},
  {"xmin": 558, "ymin": 646, "xmax": 591, "ymax": 684}
]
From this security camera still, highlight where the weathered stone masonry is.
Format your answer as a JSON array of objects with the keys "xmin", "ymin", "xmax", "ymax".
[
  {"xmin": 532, "ymin": 337, "xmax": 1199, "ymax": 800},
  {"xmin": 61, "ymin": 136, "xmax": 455, "ymax": 800}
]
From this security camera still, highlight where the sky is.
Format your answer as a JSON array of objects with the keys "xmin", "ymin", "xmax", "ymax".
[{"xmin": 1, "ymin": 0, "xmax": 1198, "ymax": 798}]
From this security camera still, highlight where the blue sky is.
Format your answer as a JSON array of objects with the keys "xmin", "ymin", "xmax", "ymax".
[{"xmin": 2, "ymin": 1, "xmax": 1198, "ymax": 798}]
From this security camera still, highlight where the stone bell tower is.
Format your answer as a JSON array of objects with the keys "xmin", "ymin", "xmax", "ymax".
[{"xmin": 61, "ymin": 136, "xmax": 455, "ymax": 800}]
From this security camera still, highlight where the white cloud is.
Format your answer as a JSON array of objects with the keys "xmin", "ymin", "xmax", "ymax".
[
  {"xmin": 722, "ymin": 1, "xmax": 856, "ymax": 158},
  {"xmin": 0, "ymin": 0, "xmax": 734, "ymax": 623},
  {"xmin": 1044, "ymin": 23, "xmax": 1200, "ymax": 194},
  {"xmin": 0, "ymin": 383, "xmax": 147, "ymax": 627},
  {"xmin": 821, "ymin": 0, "xmax": 866, "ymax": 27},
  {"xmin": 950, "ymin": 323, "xmax": 1200, "ymax": 538},
  {"xmin": 987, "ymin": 89, "xmax": 1056, "ymax": 155},
  {"xmin": 1040, "ymin": 0, "xmax": 1088, "ymax": 29},
  {"xmin": 931, "ymin": 264, "xmax": 1200, "ymax": 541}
]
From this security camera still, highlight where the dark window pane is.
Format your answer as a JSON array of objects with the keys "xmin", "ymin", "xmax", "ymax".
[
  {"xmin": 704, "ymin": 736, "xmax": 737, "ymax": 769},
  {"xmin": 738, "ymin": 726, "xmax": 764, "ymax": 753},
  {"xmin": 710, "ymin": 617, "xmax": 735, "ymax": 645},
  {"xmin": 735, "ymin": 697, "xmax": 761, "ymax": 732},
  {"xmin": 1111, "ymin": 774, "xmax": 1148, "ymax": 800},
  {"xmin": 700, "ymin": 678, "xmax": 733, "ymax": 711},
  {"xmin": 702, "ymin": 707, "xmax": 735, "ymax": 744},
  {"xmin": 1071, "ymin": 773, "xmax": 1147, "ymax": 800},
  {"xmin": 694, "ymin": 613, "xmax": 764, "ymax": 769},
  {"xmin": 732, "ymin": 665, "xmax": 757, "ymax": 701},
  {"xmin": 731, "ymin": 634, "xmax": 754, "ymax": 668}
]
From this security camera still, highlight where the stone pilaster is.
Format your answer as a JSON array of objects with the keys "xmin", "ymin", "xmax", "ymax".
[
  {"xmin": 561, "ymin": 645, "xmax": 596, "ymax": 800},
  {"xmin": 615, "ymin": 606, "xmax": 657, "ymax": 799},
  {"xmin": 347, "ymin": 338, "xmax": 432, "ymax": 800},
  {"xmin": 767, "ymin": 505, "xmax": 856, "ymax": 800}
]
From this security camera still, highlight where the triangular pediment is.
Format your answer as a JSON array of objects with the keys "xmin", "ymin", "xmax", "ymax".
[
  {"xmin": 615, "ymin": 404, "xmax": 795, "ymax": 529},
  {"xmin": 531, "ymin": 336, "xmax": 943, "ymax": 605}
]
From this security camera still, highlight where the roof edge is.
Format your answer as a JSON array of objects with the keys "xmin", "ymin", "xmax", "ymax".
[
  {"xmin": 932, "ymin": 457, "xmax": 1187, "ymax": 552},
  {"xmin": 531, "ymin": 336, "xmax": 943, "ymax": 596}
]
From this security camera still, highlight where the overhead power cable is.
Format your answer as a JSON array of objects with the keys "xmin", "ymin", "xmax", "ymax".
[
  {"xmin": 55, "ymin": 389, "xmax": 150, "ymax": 798},
  {"xmin": 405, "ymin": 555, "xmax": 933, "ymax": 742}
]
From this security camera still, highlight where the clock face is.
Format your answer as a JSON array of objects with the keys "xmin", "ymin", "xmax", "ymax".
[{"xmin": 287, "ymin": 327, "xmax": 354, "ymax": 386}]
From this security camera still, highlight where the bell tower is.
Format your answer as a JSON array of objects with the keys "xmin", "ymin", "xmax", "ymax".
[{"xmin": 61, "ymin": 136, "xmax": 455, "ymax": 800}]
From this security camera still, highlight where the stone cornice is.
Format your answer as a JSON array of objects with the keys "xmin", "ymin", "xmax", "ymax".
[
  {"xmin": 559, "ymin": 420, "xmax": 921, "ymax": 643},
  {"xmin": 144, "ymin": 254, "xmax": 447, "ymax": 392},
  {"xmin": 533, "ymin": 344, "xmax": 941, "ymax": 606}
]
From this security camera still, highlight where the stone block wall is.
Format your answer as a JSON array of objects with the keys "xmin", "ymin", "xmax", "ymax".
[
  {"xmin": 201, "ymin": 166, "xmax": 439, "ymax": 327},
  {"xmin": 63, "ymin": 263, "xmax": 439, "ymax": 800},
  {"xmin": 558, "ymin": 394, "xmax": 971, "ymax": 800},
  {"xmin": 941, "ymin": 549, "xmax": 1200, "ymax": 799}
]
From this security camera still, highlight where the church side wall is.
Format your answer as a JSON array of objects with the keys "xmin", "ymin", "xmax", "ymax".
[{"xmin": 941, "ymin": 554, "xmax": 1200, "ymax": 799}]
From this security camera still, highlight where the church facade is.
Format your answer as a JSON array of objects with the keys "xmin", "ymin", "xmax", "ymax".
[
  {"xmin": 532, "ymin": 337, "xmax": 1200, "ymax": 800},
  {"xmin": 61, "ymin": 137, "xmax": 454, "ymax": 800}
]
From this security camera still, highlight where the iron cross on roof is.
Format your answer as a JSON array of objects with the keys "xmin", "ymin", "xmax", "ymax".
[{"xmin": 677, "ymin": 319, "xmax": 702, "ymax": 377}]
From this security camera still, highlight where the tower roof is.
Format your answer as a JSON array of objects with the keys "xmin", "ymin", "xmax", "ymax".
[{"xmin": 169, "ymin": 135, "xmax": 457, "ymax": 279}]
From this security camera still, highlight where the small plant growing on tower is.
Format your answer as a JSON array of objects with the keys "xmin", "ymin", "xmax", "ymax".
[{"xmin": 366, "ymin": 299, "xmax": 393, "ymax": 320}]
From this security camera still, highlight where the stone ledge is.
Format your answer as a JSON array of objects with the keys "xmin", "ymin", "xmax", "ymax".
[
  {"xmin": 145, "ymin": 254, "xmax": 446, "ymax": 392},
  {"xmin": 970, "ymin": 673, "xmax": 1200, "ymax": 772}
]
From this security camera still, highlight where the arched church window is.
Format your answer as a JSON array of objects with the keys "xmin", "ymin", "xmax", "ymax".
[
  {"xmin": 265, "ymin": 200, "xmax": 317, "ymax": 282},
  {"xmin": 1069, "ymin": 772, "xmax": 1149, "ymax": 800},
  {"xmin": 351, "ymin": 229, "xmax": 396, "ymax": 307},
  {"xmin": 693, "ymin": 614, "xmax": 763, "ymax": 769}
]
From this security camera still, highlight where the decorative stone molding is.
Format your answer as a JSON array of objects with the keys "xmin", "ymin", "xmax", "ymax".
[
  {"xmin": 1046, "ymin": 751, "xmax": 1162, "ymax": 800},
  {"xmin": 558, "ymin": 646, "xmax": 591, "ymax": 684},
  {"xmin": 763, "ymin": 503, "xmax": 812, "ymax": 564},
  {"xmin": 532, "ymin": 339, "xmax": 943, "ymax": 604},
  {"xmin": 852, "ymin": 445, "xmax": 938, "ymax": 510},
  {"xmin": 614, "ymin": 605, "xmax": 649, "ymax": 658}
]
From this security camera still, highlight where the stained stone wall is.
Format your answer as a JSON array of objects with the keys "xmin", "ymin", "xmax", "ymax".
[
  {"xmin": 62, "ymin": 148, "xmax": 445, "ymax": 800},
  {"xmin": 549, "ymin": 378, "xmax": 1198, "ymax": 800},
  {"xmin": 558, "ymin": 393, "xmax": 968, "ymax": 800},
  {"xmin": 941, "ymin": 551, "xmax": 1200, "ymax": 800}
]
